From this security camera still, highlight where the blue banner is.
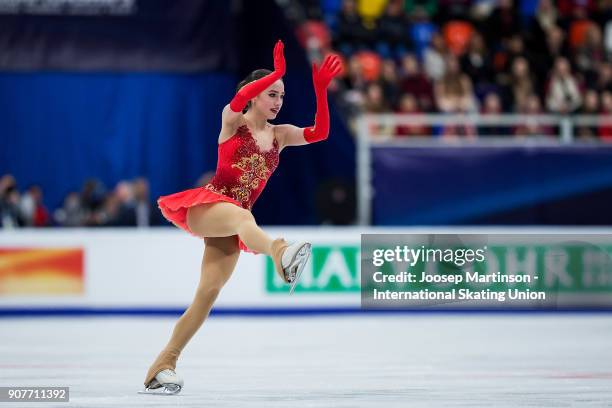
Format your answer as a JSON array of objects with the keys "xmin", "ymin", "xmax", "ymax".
[{"xmin": 372, "ymin": 146, "xmax": 612, "ymax": 225}]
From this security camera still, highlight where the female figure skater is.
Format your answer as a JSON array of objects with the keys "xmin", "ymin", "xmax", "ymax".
[{"xmin": 141, "ymin": 40, "xmax": 342, "ymax": 394}]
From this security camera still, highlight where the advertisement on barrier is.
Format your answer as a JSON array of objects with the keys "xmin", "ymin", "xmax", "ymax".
[
  {"xmin": 1, "ymin": 228, "xmax": 611, "ymax": 311},
  {"xmin": 0, "ymin": 248, "xmax": 84, "ymax": 295},
  {"xmin": 0, "ymin": 228, "xmax": 361, "ymax": 310}
]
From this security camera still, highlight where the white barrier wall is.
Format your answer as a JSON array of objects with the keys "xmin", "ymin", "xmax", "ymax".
[
  {"xmin": 1, "ymin": 227, "xmax": 611, "ymax": 311},
  {"xmin": 0, "ymin": 227, "xmax": 362, "ymax": 309}
]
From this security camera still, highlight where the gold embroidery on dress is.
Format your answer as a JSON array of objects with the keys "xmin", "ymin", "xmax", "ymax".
[
  {"xmin": 230, "ymin": 153, "xmax": 270, "ymax": 204},
  {"xmin": 204, "ymin": 183, "xmax": 227, "ymax": 196}
]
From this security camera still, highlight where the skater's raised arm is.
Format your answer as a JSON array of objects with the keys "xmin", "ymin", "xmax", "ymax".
[
  {"xmin": 222, "ymin": 40, "xmax": 286, "ymax": 128},
  {"xmin": 275, "ymin": 54, "xmax": 342, "ymax": 150}
]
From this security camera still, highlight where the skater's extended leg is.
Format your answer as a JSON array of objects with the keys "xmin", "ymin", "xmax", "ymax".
[
  {"xmin": 186, "ymin": 202, "xmax": 274, "ymax": 255},
  {"xmin": 144, "ymin": 235, "xmax": 240, "ymax": 387},
  {"xmin": 187, "ymin": 202, "xmax": 311, "ymax": 287}
]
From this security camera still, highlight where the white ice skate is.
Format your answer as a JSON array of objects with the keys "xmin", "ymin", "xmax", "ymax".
[
  {"xmin": 281, "ymin": 241, "xmax": 312, "ymax": 294},
  {"xmin": 138, "ymin": 369, "xmax": 184, "ymax": 395}
]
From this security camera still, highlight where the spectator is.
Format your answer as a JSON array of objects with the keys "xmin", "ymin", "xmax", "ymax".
[
  {"xmin": 298, "ymin": 21, "xmax": 332, "ymax": 63},
  {"xmin": 80, "ymin": 179, "xmax": 107, "ymax": 225},
  {"xmin": 379, "ymin": 58, "xmax": 401, "ymax": 108},
  {"xmin": 434, "ymin": 55, "xmax": 478, "ymax": 113},
  {"xmin": 395, "ymin": 93, "xmax": 430, "ymax": 136},
  {"xmin": 515, "ymin": 94, "xmax": 553, "ymax": 137},
  {"xmin": 343, "ymin": 54, "xmax": 367, "ymax": 90},
  {"xmin": 440, "ymin": 120, "xmax": 477, "ymax": 139},
  {"xmin": 18, "ymin": 186, "xmax": 35, "ymax": 226},
  {"xmin": 54, "ymin": 192, "xmax": 85, "ymax": 227},
  {"xmin": 546, "ymin": 56, "xmax": 583, "ymax": 114},
  {"xmin": 605, "ymin": 17, "xmax": 612, "ymax": 59},
  {"xmin": 503, "ymin": 56, "xmax": 538, "ymax": 112},
  {"xmin": 479, "ymin": 92, "xmax": 510, "ymax": 136},
  {"xmin": 113, "ymin": 181, "xmax": 137, "ymax": 226},
  {"xmin": 495, "ymin": 34, "xmax": 528, "ymax": 87},
  {"xmin": 20, "ymin": 185, "xmax": 48, "ymax": 227},
  {"xmin": 327, "ymin": 0, "xmax": 608, "ymax": 114},
  {"xmin": 546, "ymin": 25, "xmax": 571, "ymax": 62},
  {"xmin": 1, "ymin": 176, "xmax": 168, "ymax": 229},
  {"xmin": 95, "ymin": 193, "xmax": 121, "ymax": 227},
  {"xmin": 574, "ymin": 23, "xmax": 605, "ymax": 84},
  {"xmin": 364, "ymin": 82, "xmax": 391, "ymax": 113},
  {"xmin": 470, "ymin": 0, "xmax": 498, "ymax": 21},
  {"xmin": 599, "ymin": 90, "xmax": 612, "ymax": 141},
  {"xmin": 0, "ymin": 175, "xmax": 24, "ymax": 228},
  {"xmin": 341, "ymin": 54, "xmax": 368, "ymax": 114},
  {"xmin": 556, "ymin": 0, "xmax": 598, "ymax": 18},
  {"xmin": 334, "ymin": 0, "xmax": 371, "ymax": 55},
  {"xmin": 483, "ymin": 0, "xmax": 521, "ymax": 51},
  {"xmin": 399, "ymin": 53, "xmax": 434, "ymax": 111},
  {"xmin": 408, "ymin": 5, "xmax": 437, "ymax": 59},
  {"xmin": 0, "ymin": 175, "xmax": 15, "ymax": 202},
  {"xmin": 376, "ymin": 0, "xmax": 411, "ymax": 59},
  {"xmin": 434, "ymin": 57, "xmax": 479, "ymax": 139},
  {"xmin": 133, "ymin": 177, "xmax": 152, "ymax": 227},
  {"xmin": 460, "ymin": 31, "xmax": 495, "ymax": 97},
  {"xmin": 423, "ymin": 32, "xmax": 447, "ymax": 81},
  {"xmin": 364, "ymin": 82, "xmax": 394, "ymax": 136},
  {"xmin": 526, "ymin": 25, "xmax": 570, "ymax": 90},
  {"xmin": 526, "ymin": 0, "xmax": 560, "ymax": 55},
  {"xmin": 576, "ymin": 89, "xmax": 600, "ymax": 140},
  {"xmin": 567, "ymin": 6, "xmax": 596, "ymax": 50},
  {"xmin": 595, "ymin": 62, "xmax": 612, "ymax": 93}
]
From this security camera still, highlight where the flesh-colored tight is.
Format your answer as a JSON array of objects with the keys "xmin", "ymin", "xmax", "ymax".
[{"xmin": 144, "ymin": 202, "xmax": 276, "ymax": 386}]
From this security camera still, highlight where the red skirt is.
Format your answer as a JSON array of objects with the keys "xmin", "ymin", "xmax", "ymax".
[{"xmin": 157, "ymin": 187, "xmax": 256, "ymax": 254}]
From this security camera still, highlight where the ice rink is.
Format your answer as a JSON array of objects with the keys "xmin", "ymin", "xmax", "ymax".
[{"xmin": 1, "ymin": 314, "xmax": 611, "ymax": 407}]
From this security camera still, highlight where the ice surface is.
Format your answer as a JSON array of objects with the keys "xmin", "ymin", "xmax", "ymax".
[{"xmin": 0, "ymin": 315, "xmax": 611, "ymax": 407}]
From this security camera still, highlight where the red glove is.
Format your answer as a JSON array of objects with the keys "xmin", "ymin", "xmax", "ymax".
[
  {"xmin": 229, "ymin": 40, "xmax": 286, "ymax": 113},
  {"xmin": 303, "ymin": 54, "xmax": 342, "ymax": 143}
]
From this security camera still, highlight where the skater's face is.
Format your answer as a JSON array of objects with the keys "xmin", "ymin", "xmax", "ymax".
[{"xmin": 253, "ymin": 79, "xmax": 284, "ymax": 120}]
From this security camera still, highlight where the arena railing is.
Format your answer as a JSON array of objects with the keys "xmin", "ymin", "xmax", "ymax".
[{"xmin": 355, "ymin": 113, "xmax": 612, "ymax": 225}]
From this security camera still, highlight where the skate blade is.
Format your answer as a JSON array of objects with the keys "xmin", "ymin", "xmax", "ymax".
[
  {"xmin": 138, "ymin": 384, "xmax": 182, "ymax": 395},
  {"xmin": 289, "ymin": 243, "xmax": 311, "ymax": 295}
]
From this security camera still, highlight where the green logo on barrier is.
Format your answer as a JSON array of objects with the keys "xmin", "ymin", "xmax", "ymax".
[{"xmin": 266, "ymin": 246, "xmax": 360, "ymax": 292}]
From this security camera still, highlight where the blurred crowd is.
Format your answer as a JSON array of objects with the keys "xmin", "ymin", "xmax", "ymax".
[
  {"xmin": 1, "ymin": 173, "xmax": 356, "ymax": 228},
  {"xmin": 0, "ymin": 174, "xmax": 160, "ymax": 229},
  {"xmin": 297, "ymin": 0, "xmax": 612, "ymax": 138}
]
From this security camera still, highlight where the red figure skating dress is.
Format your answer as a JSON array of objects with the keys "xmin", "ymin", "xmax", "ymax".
[{"xmin": 157, "ymin": 125, "xmax": 279, "ymax": 253}]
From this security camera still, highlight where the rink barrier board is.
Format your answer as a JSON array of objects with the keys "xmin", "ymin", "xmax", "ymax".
[{"xmin": 1, "ymin": 227, "xmax": 611, "ymax": 312}]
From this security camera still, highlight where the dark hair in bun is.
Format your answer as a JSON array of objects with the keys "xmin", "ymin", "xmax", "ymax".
[{"xmin": 236, "ymin": 69, "xmax": 278, "ymax": 113}]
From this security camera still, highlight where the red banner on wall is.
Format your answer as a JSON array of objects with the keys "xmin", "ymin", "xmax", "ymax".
[{"xmin": 0, "ymin": 248, "xmax": 84, "ymax": 295}]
